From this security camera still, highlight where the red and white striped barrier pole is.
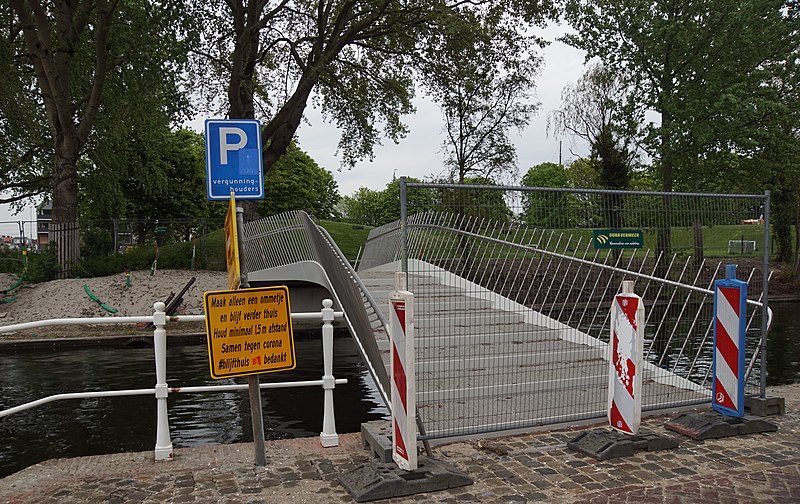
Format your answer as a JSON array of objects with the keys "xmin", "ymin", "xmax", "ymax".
[
  {"xmin": 390, "ymin": 271, "xmax": 417, "ymax": 471},
  {"xmin": 712, "ymin": 264, "xmax": 747, "ymax": 417},
  {"xmin": 608, "ymin": 280, "xmax": 645, "ymax": 435}
]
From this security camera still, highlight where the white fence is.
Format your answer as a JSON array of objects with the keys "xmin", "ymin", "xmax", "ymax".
[{"xmin": 0, "ymin": 300, "xmax": 347, "ymax": 461}]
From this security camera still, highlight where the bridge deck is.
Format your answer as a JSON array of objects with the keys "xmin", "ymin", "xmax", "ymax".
[{"xmin": 357, "ymin": 268, "xmax": 709, "ymax": 438}]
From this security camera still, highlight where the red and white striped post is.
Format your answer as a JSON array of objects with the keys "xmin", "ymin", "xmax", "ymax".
[
  {"xmin": 390, "ymin": 271, "xmax": 417, "ymax": 471},
  {"xmin": 712, "ymin": 264, "xmax": 747, "ymax": 417},
  {"xmin": 608, "ymin": 280, "xmax": 645, "ymax": 435}
]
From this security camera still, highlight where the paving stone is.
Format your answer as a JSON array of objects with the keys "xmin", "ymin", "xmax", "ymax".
[{"xmin": 3, "ymin": 386, "xmax": 800, "ymax": 504}]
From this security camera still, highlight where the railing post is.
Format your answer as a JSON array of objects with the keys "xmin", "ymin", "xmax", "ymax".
[
  {"xmin": 320, "ymin": 299, "xmax": 339, "ymax": 447},
  {"xmin": 153, "ymin": 301, "xmax": 173, "ymax": 461},
  {"xmin": 761, "ymin": 190, "xmax": 770, "ymax": 399},
  {"xmin": 400, "ymin": 176, "xmax": 408, "ymax": 273}
]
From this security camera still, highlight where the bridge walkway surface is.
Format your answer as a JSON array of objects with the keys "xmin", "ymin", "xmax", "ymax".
[
  {"xmin": 1, "ymin": 383, "xmax": 797, "ymax": 503},
  {"xmin": 355, "ymin": 267, "xmax": 708, "ymax": 439}
]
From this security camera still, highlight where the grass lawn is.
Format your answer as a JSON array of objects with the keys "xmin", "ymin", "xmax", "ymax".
[
  {"xmin": 84, "ymin": 218, "xmax": 771, "ymax": 278},
  {"xmin": 405, "ymin": 223, "xmax": 769, "ymax": 260},
  {"xmin": 150, "ymin": 219, "xmax": 372, "ymax": 272},
  {"xmin": 318, "ymin": 220, "xmax": 372, "ymax": 262}
]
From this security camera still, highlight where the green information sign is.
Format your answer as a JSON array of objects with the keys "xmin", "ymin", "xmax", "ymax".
[{"xmin": 593, "ymin": 229, "xmax": 644, "ymax": 249}]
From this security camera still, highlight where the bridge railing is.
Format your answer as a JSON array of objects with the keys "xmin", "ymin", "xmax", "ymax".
[
  {"xmin": 0, "ymin": 300, "xmax": 347, "ymax": 461},
  {"xmin": 241, "ymin": 211, "xmax": 393, "ymax": 409}
]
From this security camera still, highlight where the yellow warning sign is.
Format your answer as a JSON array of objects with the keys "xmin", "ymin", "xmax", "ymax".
[{"xmin": 204, "ymin": 286, "xmax": 295, "ymax": 379}]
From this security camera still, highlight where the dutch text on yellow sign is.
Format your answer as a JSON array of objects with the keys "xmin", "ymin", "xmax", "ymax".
[
  {"xmin": 204, "ymin": 286, "xmax": 295, "ymax": 379},
  {"xmin": 224, "ymin": 191, "xmax": 240, "ymax": 290}
]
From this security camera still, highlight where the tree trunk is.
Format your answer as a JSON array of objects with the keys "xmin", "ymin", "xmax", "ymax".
[
  {"xmin": 262, "ymin": 81, "xmax": 315, "ymax": 168},
  {"xmin": 657, "ymin": 117, "xmax": 674, "ymax": 267},
  {"xmin": 656, "ymin": 6, "xmax": 676, "ymax": 273},
  {"xmin": 692, "ymin": 219, "xmax": 704, "ymax": 267},
  {"xmin": 773, "ymin": 183, "xmax": 793, "ymax": 263},
  {"xmin": 227, "ymin": 0, "xmax": 262, "ymax": 221},
  {"xmin": 52, "ymin": 135, "xmax": 80, "ymax": 224},
  {"xmin": 793, "ymin": 204, "xmax": 800, "ymax": 280}
]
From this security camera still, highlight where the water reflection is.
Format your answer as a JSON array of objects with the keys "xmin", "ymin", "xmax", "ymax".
[
  {"xmin": 766, "ymin": 301, "xmax": 800, "ymax": 385},
  {"xmin": 574, "ymin": 300, "xmax": 800, "ymax": 390},
  {"xmin": 0, "ymin": 334, "xmax": 388, "ymax": 478}
]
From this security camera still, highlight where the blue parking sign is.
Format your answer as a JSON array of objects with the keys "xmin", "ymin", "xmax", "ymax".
[{"xmin": 205, "ymin": 119, "xmax": 265, "ymax": 200}]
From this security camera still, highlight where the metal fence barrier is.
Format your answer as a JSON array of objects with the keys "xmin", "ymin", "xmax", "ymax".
[
  {"xmin": 359, "ymin": 180, "xmax": 772, "ymax": 440},
  {"xmin": 6, "ymin": 217, "xmax": 228, "ymax": 273},
  {"xmin": 0, "ymin": 301, "xmax": 347, "ymax": 461}
]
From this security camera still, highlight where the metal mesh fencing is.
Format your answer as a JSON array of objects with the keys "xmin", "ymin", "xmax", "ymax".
[
  {"xmin": 359, "ymin": 181, "xmax": 770, "ymax": 440},
  {"xmin": 10, "ymin": 217, "xmax": 227, "ymax": 276}
]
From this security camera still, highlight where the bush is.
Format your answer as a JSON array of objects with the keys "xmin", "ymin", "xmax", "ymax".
[
  {"xmin": 0, "ymin": 249, "xmax": 26, "ymax": 274},
  {"xmin": 24, "ymin": 244, "xmax": 59, "ymax": 283}
]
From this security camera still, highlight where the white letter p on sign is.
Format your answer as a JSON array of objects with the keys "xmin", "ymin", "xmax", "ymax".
[{"xmin": 219, "ymin": 127, "xmax": 247, "ymax": 164}]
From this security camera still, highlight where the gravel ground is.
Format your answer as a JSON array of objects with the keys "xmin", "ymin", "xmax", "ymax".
[{"xmin": 0, "ymin": 269, "xmax": 226, "ymax": 338}]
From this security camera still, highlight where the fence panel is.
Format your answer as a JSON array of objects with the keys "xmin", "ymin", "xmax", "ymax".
[
  {"xmin": 30, "ymin": 218, "xmax": 227, "ymax": 275},
  {"xmin": 360, "ymin": 181, "xmax": 770, "ymax": 440},
  {"xmin": 50, "ymin": 222, "xmax": 81, "ymax": 278}
]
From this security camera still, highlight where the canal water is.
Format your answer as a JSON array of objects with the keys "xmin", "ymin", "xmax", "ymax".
[
  {"xmin": 1, "ymin": 302, "xmax": 798, "ymax": 478},
  {"xmin": 765, "ymin": 301, "xmax": 800, "ymax": 385},
  {"xmin": 0, "ymin": 334, "xmax": 388, "ymax": 478}
]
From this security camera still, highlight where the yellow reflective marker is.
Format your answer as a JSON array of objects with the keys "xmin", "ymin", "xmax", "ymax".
[
  {"xmin": 224, "ymin": 191, "xmax": 240, "ymax": 290},
  {"xmin": 204, "ymin": 286, "xmax": 295, "ymax": 379}
]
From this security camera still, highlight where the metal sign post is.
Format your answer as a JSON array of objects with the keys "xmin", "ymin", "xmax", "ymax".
[
  {"xmin": 608, "ymin": 280, "xmax": 644, "ymax": 435},
  {"xmin": 712, "ymin": 264, "xmax": 747, "ymax": 417},
  {"xmin": 204, "ymin": 117, "xmax": 268, "ymax": 463},
  {"xmin": 390, "ymin": 271, "xmax": 417, "ymax": 471},
  {"xmin": 204, "ymin": 197, "xmax": 295, "ymax": 466}
]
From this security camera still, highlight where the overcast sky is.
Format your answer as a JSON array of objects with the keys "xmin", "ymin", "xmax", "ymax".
[
  {"xmin": 296, "ymin": 24, "xmax": 589, "ymax": 196},
  {"xmin": 0, "ymin": 24, "xmax": 588, "ymax": 237}
]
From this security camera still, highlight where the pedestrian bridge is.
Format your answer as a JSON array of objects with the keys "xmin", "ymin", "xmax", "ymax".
[{"xmin": 242, "ymin": 210, "xmax": 767, "ymax": 441}]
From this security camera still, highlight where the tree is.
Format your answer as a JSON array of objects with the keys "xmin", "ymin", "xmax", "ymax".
[
  {"xmin": 520, "ymin": 162, "xmax": 570, "ymax": 227},
  {"xmin": 190, "ymin": 0, "xmax": 423, "ymax": 172},
  {"xmin": 565, "ymin": 0, "xmax": 800, "ymax": 254},
  {"xmin": 0, "ymin": 2, "xmax": 50, "ymax": 207},
  {"xmin": 80, "ymin": 128, "xmax": 216, "ymax": 249},
  {"xmin": 82, "ymin": 129, "xmax": 210, "ymax": 221},
  {"xmin": 550, "ymin": 63, "xmax": 638, "ymax": 190},
  {"xmin": 5, "ymin": 1, "xmax": 192, "ymax": 225},
  {"xmin": 341, "ymin": 187, "xmax": 388, "ymax": 227},
  {"xmin": 258, "ymin": 143, "xmax": 340, "ymax": 219},
  {"xmin": 8, "ymin": 0, "xmax": 115, "ymax": 223},
  {"xmin": 380, "ymin": 177, "xmax": 437, "ymax": 222},
  {"xmin": 190, "ymin": 0, "xmax": 557, "ymax": 213},
  {"xmin": 435, "ymin": 176, "xmax": 512, "ymax": 223},
  {"xmin": 83, "ymin": 131, "xmax": 341, "ymax": 223},
  {"xmin": 565, "ymin": 0, "xmax": 799, "ymax": 192},
  {"xmin": 551, "ymin": 63, "xmax": 640, "ymax": 229},
  {"xmin": 422, "ymin": 6, "xmax": 544, "ymax": 183}
]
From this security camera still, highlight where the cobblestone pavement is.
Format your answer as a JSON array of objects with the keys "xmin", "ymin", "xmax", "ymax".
[{"xmin": 1, "ymin": 384, "xmax": 798, "ymax": 503}]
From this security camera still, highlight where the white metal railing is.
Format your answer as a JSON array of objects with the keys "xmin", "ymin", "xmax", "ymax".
[{"xmin": 0, "ymin": 299, "xmax": 347, "ymax": 461}]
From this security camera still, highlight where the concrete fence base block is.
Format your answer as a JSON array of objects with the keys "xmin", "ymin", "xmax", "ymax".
[
  {"xmin": 745, "ymin": 396, "xmax": 786, "ymax": 417},
  {"xmin": 361, "ymin": 420, "xmax": 393, "ymax": 463},
  {"xmin": 665, "ymin": 411, "xmax": 778, "ymax": 440},
  {"xmin": 567, "ymin": 429, "xmax": 680, "ymax": 461},
  {"xmin": 338, "ymin": 456, "xmax": 473, "ymax": 503}
]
